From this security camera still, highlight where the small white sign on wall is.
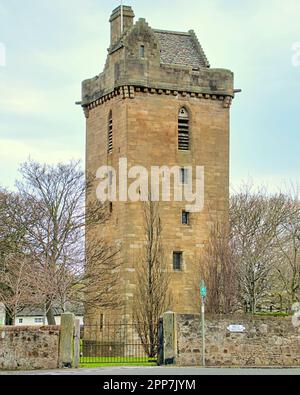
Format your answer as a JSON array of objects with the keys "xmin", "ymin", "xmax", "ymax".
[{"xmin": 227, "ymin": 324, "xmax": 246, "ymax": 333}]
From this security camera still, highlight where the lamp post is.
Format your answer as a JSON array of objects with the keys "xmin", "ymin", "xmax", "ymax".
[{"xmin": 200, "ymin": 281, "xmax": 207, "ymax": 367}]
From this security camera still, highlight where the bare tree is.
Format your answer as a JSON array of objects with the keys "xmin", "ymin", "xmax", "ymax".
[
  {"xmin": 11, "ymin": 160, "xmax": 121, "ymax": 324},
  {"xmin": 199, "ymin": 219, "xmax": 238, "ymax": 314},
  {"xmin": 0, "ymin": 189, "xmax": 26, "ymax": 259},
  {"xmin": 39, "ymin": 239, "xmax": 122, "ymax": 312},
  {"xmin": 133, "ymin": 201, "xmax": 170, "ymax": 358},
  {"xmin": 231, "ymin": 184, "xmax": 290, "ymax": 313},
  {"xmin": 0, "ymin": 190, "xmax": 31, "ymax": 324},
  {"xmin": 0, "ymin": 254, "xmax": 40, "ymax": 325},
  {"xmin": 0, "ymin": 189, "xmax": 11, "ymax": 259},
  {"xmin": 274, "ymin": 188, "xmax": 300, "ymax": 308}
]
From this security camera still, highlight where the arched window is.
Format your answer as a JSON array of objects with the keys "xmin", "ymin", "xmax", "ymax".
[
  {"xmin": 108, "ymin": 111, "xmax": 113, "ymax": 154},
  {"xmin": 178, "ymin": 107, "xmax": 190, "ymax": 151}
]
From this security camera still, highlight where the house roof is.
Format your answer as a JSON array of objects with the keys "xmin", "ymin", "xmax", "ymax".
[
  {"xmin": 16, "ymin": 304, "xmax": 84, "ymax": 317},
  {"xmin": 153, "ymin": 29, "xmax": 210, "ymax": 69}
]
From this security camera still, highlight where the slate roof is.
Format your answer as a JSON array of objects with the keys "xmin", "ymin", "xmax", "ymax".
[
  {"xmin": 16, "ymin": 304, "xmax": 84, "ymax": 317},
  {"xmin": 153, "ymin": 30, "xmax": 210, "ymax": 69}
]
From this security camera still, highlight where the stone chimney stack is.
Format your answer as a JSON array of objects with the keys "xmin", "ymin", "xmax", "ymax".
[{"xmin": 109, "ymin": 5, "xmax": 135, "ymax": 48}]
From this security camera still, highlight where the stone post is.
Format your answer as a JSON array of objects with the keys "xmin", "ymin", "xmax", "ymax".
[
  {"xmin": 163, "ymin": 311, "xmax": 177, "ymax": 365},
  {"xmin": 59, "ymin": 313, "xmax": 75, "ymax": 368},
  {"xmin": 157, "ymin": 317, "xmax": 164, "ymax": 365},
  {"xmin": 0, "ymin": 303, "xmax": 5, "ymax": 326},
  {"xmin": 73, "ymin": 319, "xmax": 81, "ymax": 369}
]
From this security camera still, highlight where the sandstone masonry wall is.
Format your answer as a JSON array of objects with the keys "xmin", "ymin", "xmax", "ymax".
[
  {"xmin": 0, "ymin": 326, "xmax": 60, "ymax": 370},
  {"xmin": 176, "ymin": 314, "xmax": 300, "ymax": 367},
  {"xmin": 83, "ymin": 5, "xmax": 234, "ymax": 323}
]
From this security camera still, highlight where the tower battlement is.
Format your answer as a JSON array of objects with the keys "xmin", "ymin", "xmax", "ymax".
[{"xmin": 81, "ymin": 6, "xmax": 234, "ymax": 114}]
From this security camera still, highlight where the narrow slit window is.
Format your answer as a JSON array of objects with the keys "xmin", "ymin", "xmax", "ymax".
[
  {"xmin": 108, "ymin": 111, "xmax": 113, "ymax": 154},
  {"xmin": 173, "ymin": 252, "xmax": 183, "ymax": 271},
  {"xmin": 140, "ymin": 45, "xmax": 145, "ymax": 58},
  {"xmin": 100, "ymin": 314, "xmax": 104, "ymax": 331},
  {"xmin": 178, "ymin": 107, "xmax": 190, "ymax": 151},
  {"xmin": 180, "ymin": 167, "xmax": 189, "ymax": 184},
  {"xmin": 182, "ymin": 211, "xmax": 190, "ymax": 225}
]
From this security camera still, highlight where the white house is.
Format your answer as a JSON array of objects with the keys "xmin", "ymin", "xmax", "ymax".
[{"xmin": 15, "ymin": 306, "xmax": 84, "ymax": 326}]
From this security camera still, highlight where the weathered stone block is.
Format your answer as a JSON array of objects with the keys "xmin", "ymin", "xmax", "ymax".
[
  {"xmin": 59, "ymin": 313, "xmax": 75, "ymax": 368},
  {"xmin": 176, "ymin": 314, "xmax": 300, "ymax": 367},
  {"xmin": 163, "ymin": 312, "xmax": 177, "ymax": 364},
  {"xmin": 0, "ymin": 326, "xmax": 60, "ymax": 370}
]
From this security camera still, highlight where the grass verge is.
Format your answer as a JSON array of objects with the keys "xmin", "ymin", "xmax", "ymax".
[
  {"xmin": 254, "ymin": 312, "xmax": 289, "ymax": 317},
  {"xmin": 79, "ymin": 357, "xmax": 157, "ymax": 368}
]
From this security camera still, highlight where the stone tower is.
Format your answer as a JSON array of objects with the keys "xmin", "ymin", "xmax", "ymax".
[{"xmin": 80, "ymin": 6, "xmax": 234, "ymax": 322}]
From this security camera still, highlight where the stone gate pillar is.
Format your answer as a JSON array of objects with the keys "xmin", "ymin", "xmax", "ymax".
[
  {"xmin": 59, "ymin": 313, "xmax": 75, "ymax": 368},
  {"xmin": 163, "ymin": 311, "xmax": 177, "ymax": 365}
]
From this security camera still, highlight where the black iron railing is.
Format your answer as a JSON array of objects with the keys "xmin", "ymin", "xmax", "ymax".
[{"xmin": 80, "ymin": 322, "xmax": 158, "ymax": 365}]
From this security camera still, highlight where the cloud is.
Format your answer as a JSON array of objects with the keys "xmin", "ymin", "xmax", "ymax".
[
  {"xmin": 230, "ymin": 172, "xmax": 300, "ymax": 194},
  {"xmin": 0, "ymin": 91, "xmax": 48, "ymax": 115},
  {"xmin": 0, "ymin": 138, "xmax": 83, "ymax": 189},
  {"xmin": 0, "ymin": 2, "xmax": 7, "ymax": 17},
  {"xmin": 0, "ymin": 0, "xmax": 299, "ymax": 191},
  {"xmin": 32, "ymin": 44, "xmax": 106, "ymax": 81},
  {"xmin": 0, "ymin": 79, "xmax": 80, "ymax": 117}
]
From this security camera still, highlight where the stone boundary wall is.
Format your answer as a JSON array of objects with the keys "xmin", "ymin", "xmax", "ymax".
[
  {"xmin": 176, "ymin": 314, "xmax": 300, "ymax": 367},
  {"xmin": 0, "ymin": 325, "xmax": 60, "ymax": 370}
]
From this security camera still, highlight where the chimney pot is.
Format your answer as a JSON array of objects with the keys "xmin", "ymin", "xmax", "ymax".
[{"xmin": 109, "ymin": 5, "xmax": 135, "ymax": 47}]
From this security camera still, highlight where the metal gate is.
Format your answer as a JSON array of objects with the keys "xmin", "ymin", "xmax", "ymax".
[{"xmin": 80, "ymin": 322, "xmax": 159, "ymax": 365}]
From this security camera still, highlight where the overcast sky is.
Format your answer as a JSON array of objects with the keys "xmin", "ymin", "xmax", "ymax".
[{"xmin": 0, "ymin": 0, "xmax": 299, "ymax": 191}]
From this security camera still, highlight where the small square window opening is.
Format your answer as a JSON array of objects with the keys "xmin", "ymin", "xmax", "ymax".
[{"xmin": 173, "ymin": 252, "xmax": 183, "ymax": 271}]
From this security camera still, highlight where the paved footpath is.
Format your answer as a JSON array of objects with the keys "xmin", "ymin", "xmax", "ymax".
[{"xmin": 1, "ymin": 367, "xmax": 300, "ymax": 375}]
